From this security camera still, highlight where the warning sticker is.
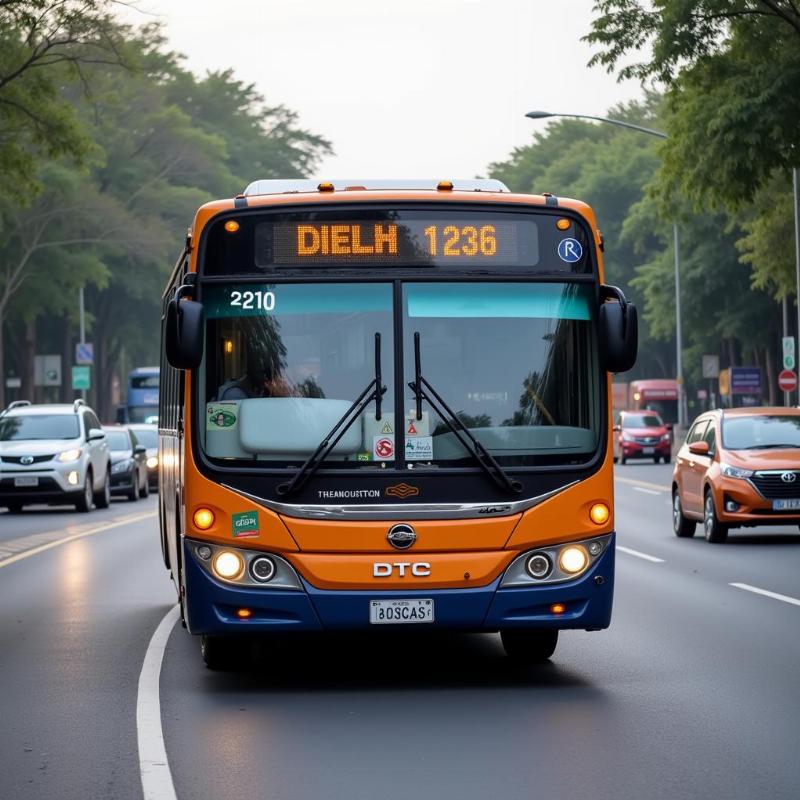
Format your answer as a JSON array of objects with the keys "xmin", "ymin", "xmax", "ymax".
[
  {"xmin": 207, "ymin": 403, "xmax": 238, "ymax": 431},
  {"xmin": 232, "ymin": 510, "xmax": 259, "ymax": 538},
  {"xmin": 373, "ymin": 435, "xmax": 395, "ymax": 460},
  {"xmin": 405, "ymin": 436, "xmax": 433, "ymax": 461},
  {"xmin": 380, "ymin": 420, "xmax": 394, "ymax": 434},
  {"xmin": 405, "ymin": 411, "xmax": 430, "ymax": 437}
]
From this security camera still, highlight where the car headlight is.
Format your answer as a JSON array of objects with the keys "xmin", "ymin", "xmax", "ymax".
[
  {"xmin": 57, "ymin": 448, "xmax": 82, "ymax": 463},
  {"xmin": 720, "ymin": 462, "xmax": 753, "ymax": 479},
  {"xmin": 661, "ymin": 433, "xmax": 671, "ymax": 442},
  {"xmin": 146, "ymin": 456, "xmax": 158, "ymax": 469},
  {"xmin": 621, "ymin": 431, "xmax": 634, "ymax": 442},
  {"xmin": 111, "ymin": 459, "xmax": 132, "ymax": 474}
]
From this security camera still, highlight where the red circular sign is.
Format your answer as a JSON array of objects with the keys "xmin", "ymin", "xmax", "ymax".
[
  {"xmin": 778, "ymin": 369, "xmax": 797, "ymax": 392},
  {"xmin": 375, "ymin": 437, "xmax": 394, "ymax": 459}
]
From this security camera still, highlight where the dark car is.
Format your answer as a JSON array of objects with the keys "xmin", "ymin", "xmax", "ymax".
[
  {"xmin": 614, "ymin": 410, "xmax": 672, "ymax": 465},
  {"xmin": 127, "ymin": 423, "xmax": 158, "ymax": 490},
  {"xmin": 102, "ymin": 426, "xmax": 149, "ymax": 501}
]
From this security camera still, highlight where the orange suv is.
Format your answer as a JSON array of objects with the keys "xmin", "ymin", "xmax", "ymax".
[{"xmin": 672, "ymin": 407, "xmax": 800, "ymax": 542}]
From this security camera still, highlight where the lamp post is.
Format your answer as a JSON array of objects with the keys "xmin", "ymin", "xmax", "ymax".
[{"xmin": 525, "ymin": 110, "xmax": 687, "ymax": 427}]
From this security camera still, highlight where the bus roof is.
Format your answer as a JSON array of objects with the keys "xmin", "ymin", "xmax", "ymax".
[{"xmin": 243, "ymin": 178, "xmax": 511, "ymax": 196}]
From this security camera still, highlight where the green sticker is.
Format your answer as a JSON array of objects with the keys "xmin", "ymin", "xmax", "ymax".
[
  {"xmin": 232, "ymin": 510, "xmax": 259, "ymax": 538},
  {"xmin": 207, "ymin": 403, "xmax": 238, "ymax": 431},
  {"xmin": 356, "ymin": 451, "xmax": 372, "ymax": 461}
]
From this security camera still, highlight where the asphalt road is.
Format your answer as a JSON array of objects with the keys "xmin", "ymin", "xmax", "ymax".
[{"xmin": 1, "ymin": 465, "xmax": 799, "ymax": 800}]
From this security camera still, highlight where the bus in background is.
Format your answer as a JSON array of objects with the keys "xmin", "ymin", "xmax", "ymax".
[
  {"xmin": 159, "ymin": 178, "xmax": 637, "ymax": 669},
  {"xmin": 628, "ymin": 379, "xmax": 678, "ymax": 426},
  {"xmin": 612, "ymin": 381, "xmax": 629, "ymax": 421},
  {"xmin": 118, "ymin": 367, "xmax": 159, "ymax": 424}
]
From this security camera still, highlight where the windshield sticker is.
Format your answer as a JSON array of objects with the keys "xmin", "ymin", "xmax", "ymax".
[
  {"xmin": 207, "ymin": 403, "xmax": 238, "ymax": 431},
  {"xmin": 232, "ymin": 510, "xmax": 259, "ymax": 538},
  {"xmin": 405, "ymin": 411, "xmax": 430, "ymax": 436},
  {"xmin": 380, "ymin": 420, "xmax": 394, "ymax": 434},
  {"xmin": 373, "ymin": 435, "xmax": 395, "ymax": 460},
  {"xmin": 356, "ymin": 451, "xmax": 372, "ymax": 461},
  {"xmin": 557, "ymin": 238, "xmax": 583, "ymax": 263},
  {"xmin": 405, "ymin": 436, "xmax": 433, "ymax": 460}
]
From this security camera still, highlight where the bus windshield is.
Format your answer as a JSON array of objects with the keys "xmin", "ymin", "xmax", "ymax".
[{"xmin": 199, "ymin": 281, "xmax": 599, "ymax": 468}]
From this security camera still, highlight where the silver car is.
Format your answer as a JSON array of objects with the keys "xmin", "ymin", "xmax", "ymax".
[{"xmin": 0, "ymin": 400, "xmax": 111, "ymax": 513}]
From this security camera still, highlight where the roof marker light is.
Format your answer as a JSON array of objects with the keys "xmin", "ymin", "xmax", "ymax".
[
  {"xmin": 224, "ymin": 220, "xmax": 240, "ymax": 233},
  {"xmin": 317, "ymin": 182, "xmax": 335, "ymax": 192},
  {"xmin": 437, "ymin": 181, "xmax": 454, "ymax": 191}
]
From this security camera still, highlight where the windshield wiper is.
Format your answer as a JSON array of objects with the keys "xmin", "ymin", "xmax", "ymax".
[
  {"xmin": 408, "ymin": 332, "xmax": 522, "ymax": 495},
  {"xmin": 740, "ymin": 444, "xmax": 798, "ymax": 450},
  {"xmin": 277, "ymin": 332, "xmax": 387, "ymax": 497}
]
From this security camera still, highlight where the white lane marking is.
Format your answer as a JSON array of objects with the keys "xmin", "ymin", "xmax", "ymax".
[
  {"xmin": 633, "ymin": 486, "xmax": 662, "ymax": 496},
  {"xmin": 730, "ymin": 583, "xmax": 800, "ymax": 608},
  {"xmin": 616, "ymin": 545, "xmax": 665, "ymax": 563},
  {"xmin": 0, "ymin": 511, "xmax": 156, "ymax": 569},
  {"xmin": 137, "ymin": 604, "xmax": 180, "ymax": 800},
  {"xmin": 615, "ymin": 476, "xmax": 669, "ymax": 493}
]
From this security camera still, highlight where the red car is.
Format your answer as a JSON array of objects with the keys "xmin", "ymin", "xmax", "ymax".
[{"xmin": 614, "ymin": 410, "xmax": 672, "ymax": 464}]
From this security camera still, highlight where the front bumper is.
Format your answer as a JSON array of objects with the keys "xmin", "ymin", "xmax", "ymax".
[
  {"xmin": 620, "ymin": 441, "xmax": 671, "ymax": 458},
  {"xmin": 0, "ymin": 461, "xmax": 87, "ymax": 504},
  {"xmin": 182, "ymin": 535, "xmax": 615, "ymax": 635}
]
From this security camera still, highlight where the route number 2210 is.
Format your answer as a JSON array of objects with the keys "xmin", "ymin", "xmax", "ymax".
[{"xmin": 229, "ymin": 290, "xmax": 276, "ymax": 310}]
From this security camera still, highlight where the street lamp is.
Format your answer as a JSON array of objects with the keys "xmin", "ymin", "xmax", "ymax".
[{"xmin": 525, "ymin": 110, "xmax": 687, "ymax": 427}]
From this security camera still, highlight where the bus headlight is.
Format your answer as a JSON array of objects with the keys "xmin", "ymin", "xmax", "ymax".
[
  {"xmin": 559, "ymin": 546, "xmax": 589, "ymax": 574},
  {"xmin": 212, "ymin": 550, "xmax": 245, "ymax": 581}
]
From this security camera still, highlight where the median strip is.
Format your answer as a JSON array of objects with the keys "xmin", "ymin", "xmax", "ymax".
[
  {"xmin": 729, "ymin": 582, "xmax": 800, "ymax": 608},
  {"xmin": 0, "ymin": 511, "xmax": 156, "ymax": 569}
]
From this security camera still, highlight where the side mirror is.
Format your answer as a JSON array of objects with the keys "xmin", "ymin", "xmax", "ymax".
[
  {"xmin": 134, "ymin": 445, "xmax": 147, "ymax": 455},
  {"xmin": 165, "ymin": 288, "xmax": 204, "ymax": 370},
  {"xmin": 688, "ymin": 441, "xmax": 710, "ymax": 456},
  {"xmin": 599, "ymin": 286, "xmax": 638, "ymax": 373},
  {"xmin": 613, "ymin": 425, "xmax": 621, "ymax": 432},
  {"xmin": 88, "ymin": 428, "xmax": 105, "ymax": 441},
  {"xmin": 666, "ymin": 423, "xmax": 674, "ymax": 431}
]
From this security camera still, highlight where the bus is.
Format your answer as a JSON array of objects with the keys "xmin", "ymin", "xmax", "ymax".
[
  {"xmin": 628, "ymin": 379, "xmax": 678, "ymax": 425},
  {"xmin": 118, "ymin": 367, "xmax": 159, "ymax": 424},
  {"xmin": 158, "ymin": 178, "xmax": 637, "ymax": 668}
]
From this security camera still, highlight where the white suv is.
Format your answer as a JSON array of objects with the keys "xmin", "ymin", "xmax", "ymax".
[{"xmin": 0, "ymin": 400, "xmax": 111, "ymax": 513}]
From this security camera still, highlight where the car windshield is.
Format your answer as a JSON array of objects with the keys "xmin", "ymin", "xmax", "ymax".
[
  {"xmin": 131, "ymin": 428, "xmax": 158, "ymax": 447},
  {"xmin": 623, "ymin": 414, "xmax": 662, "ymax": 428},
  {"xmin": 0, "ymin": 414, "xmax": 80, "ymax": 441},
  {"xmin": 104, "ymin": 430, "xmax": 130, "ymax": 450},
  {"xmin": 722, "ymin": 415, "xmax": 800, "ymax": 449}
]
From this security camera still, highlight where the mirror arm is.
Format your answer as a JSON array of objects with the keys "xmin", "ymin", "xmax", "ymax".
[{"xmin": 600, "ymin": 284, "xmax": 628, "ymax": 305}]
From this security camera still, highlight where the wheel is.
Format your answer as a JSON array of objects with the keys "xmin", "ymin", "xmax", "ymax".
[
  {"xmin": 653, "ymin": 456, "xmax": 660, "ymax": 464},
  {"xmin": 672, "ymin": 489, "xmax": 696, "ymax": 537},
  {"xmin": 200, "ymin": 635, "xmax": 245, "ymax": 671},
  {"xmin": 127, "ymin": 470, "xmax": 139, "ymax": 502},
  {"xmin": 139, "ymin": 472, "xmax": 149, "ymax": 499},
  {"xmin": 94, "ymin": 469, "xmax": 111, "ymax": 509},
  {"xmin": 703, "ymin": 490, "xmax": 729, "ymax": 543},
  {"xmin": 663, "ymin": 454, "xmax": 671, "ymax": 464},
  {"xmin": 620, "ymin": 456, "xmax": 627, "ymax": 465},
  {"xmin": 75, "ymin": 471, "xmax": 93, "ymax": 512},
  {"xmin": 501, "ymin": 629, "xmax": 558, "ymax": 662},
  {"xmin": 613, "ymin": 456, "xmax": 618, "ymax": 464},
  {"xmin": 6, "ymin": 501, "xmax": 23, "ymax": 513}
]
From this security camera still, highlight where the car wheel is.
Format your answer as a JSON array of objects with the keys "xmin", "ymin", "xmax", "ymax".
[
  {"xmin": 620, "ymin": 456, "xmax": 627, "ymax": 465},
  {"xmin": 6, "ymin": 501, "xmax": 23, "ymax": 513},
  {"xmin": 95, "ymin": 469, "xmax": 111, "ymax": 509},
  {"xmin": 653, "ymin": 456, "xmax": 660, "ymax": 464},
  {"xmin": 139, "ymin": 472, "xmax": 149, "ymax": 499},
  {"xmin": 127, "ymin": 470, "xmax": 139, "ymax": 502},
  {"xmin": 672, "ymin": 490, "xmax": 696, "ymax": 537},
  {"xmin": 704, "ymin": 490, "xmax": 729, "ymax": 543},
  {"xmin": 200, "ymin": 635, "xmax": 245, "ymax": 671},
  {"xmin": 663, "ymin": 454, "xmax": 671, "ymax": 464},
  {"xmin": 76, "ymin": 471, "xmax": 93, "ymax": 513},
  {"xmin": 500, "ymin": 629, "xmax": 558, "ymax": 662}
]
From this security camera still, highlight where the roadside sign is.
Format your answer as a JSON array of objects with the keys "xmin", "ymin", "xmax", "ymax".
[
  {"xmin": 719, "ymin": 369, "xmax": 730, "ymax": 396},
  {"xmin": 783, "ymin": 337, "xmax": 795, "ymax": 370},
  {"xmin": 34, "ymin": 355, "xmax": 62, "ymax": 387},
  {"xmin": 75, "ymin": 342, "xmax": 94, "ymax": 365},
  {"xmin": 701, "ymin": 355, "xmax": 719, "ymax": 379},
  {"xmin": 778, "ymin": 370, "xmax": 797, "ymax": 393},
  {"xmin": 72, "ymin": 365, "xmax": 91, "ymax": 390},
  {"xmin": 729, "ymin": 367, "xmax": 761, "ymax": 395}
]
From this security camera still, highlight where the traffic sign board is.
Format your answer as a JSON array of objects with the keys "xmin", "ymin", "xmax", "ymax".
[
  {"xmin": 75, "ymin": 342, "xmax": 94, "ymax": 365},
  {"xmin": 783, "ymin": 337, "xmax": 795, "ymax": 370},
  {"xmin": 778, "ymin": 370, "xmax": 797, "ymax": 393},
  {"xmin": 701, "ymin": 354, "xmax": 719, "ymax": 379},
  {"xmin": 72, "ymin": 365, "xmax": 91, "ymax": 390}
]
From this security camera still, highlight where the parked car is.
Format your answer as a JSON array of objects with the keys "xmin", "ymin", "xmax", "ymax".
[
  {"xmin": 103, "ymin": 426, "xmax": 149, "ymax": 501},
  {"xmin": 126, "ymin": 423, "xmax": 158, "ymax": 490},
  {"xmin": 614, "ymin": 410, "xmax": 672, "ymax": 464},
  {"xmin": 0, "ymin": 399, "xmax": 110, "ymax": 513},
  {"xmin": 672, "ymin": 407, "xmax": 800, "ymax": 543}
]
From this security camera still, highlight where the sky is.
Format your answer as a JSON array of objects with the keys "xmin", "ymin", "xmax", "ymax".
[{"xmin": 118, "ymin": 0, "xmax": 644, "ymax": 182}]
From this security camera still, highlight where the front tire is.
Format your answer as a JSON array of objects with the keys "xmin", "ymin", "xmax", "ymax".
[
  {"xmin": 6, "ymin": 501, "xmax": 23, "ymax": 513},
  {"xmin": 94, "ymin": 469, "xmax": 111, "ymax": 509},
  {"xmin": 704, "ymin": 491, "xmax": 729, "ymax": 543},
  {"xmin": 76, "ymin": 471, "xmax": 93, "ymax": 513},
  {"xmin": 200, "ymin": 635, "xmax": 244, "ymax": 671},
  {"xmin": 501, "ymin": 629, "xmax": 558, "ymax": 663},
  {"xmin": 139, "ymin": 472, "xmax": 149, "ymax": 499},
  {"xmin": 672, "ymin": 490, "xmax": 696, "ymax": 537},
  {"xmin": 620, "ymin": 456, "xmax": 627, "ymax": 465}
]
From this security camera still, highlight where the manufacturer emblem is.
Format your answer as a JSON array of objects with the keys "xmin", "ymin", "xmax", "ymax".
[
  {"xmin": 386, "ymin": 482, "xmax": 420, "ymax": 499},
  {"xmin": 387, "ymin": 523, "xmax": 417, "ymax": 550},
  {"xmin": 781, "ymin": 471, "xmax": 797, "ymax": 484},
  {"xmin": 20, "ymin": 455, "xmax": 34, "ymax": 465}
]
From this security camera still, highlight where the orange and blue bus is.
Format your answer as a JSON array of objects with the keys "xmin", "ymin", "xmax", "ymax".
[{"xmin": 159, "ymin": 178, "xmax": 637, "ymax": 668}]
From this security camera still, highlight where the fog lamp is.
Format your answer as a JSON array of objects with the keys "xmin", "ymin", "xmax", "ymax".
[
  {"xmin": 525, "ymin": 553, "xmax": 552, "ymax": 579},
  {"xmin": 559, "ymin": 546, "xmax": 589, "ymax": 575},
  {"xmin": 196, "ymin": 545, "xmax": 212, "ymax": 561},
  {"xmin": 725, "ymin": 500, "xmax": 740, "ymax": 512},
  {"xmin": 550, "ymin": 603, "xmax": 566, "ymax": 614},
  {"xmin": 236, "ymin": 608, "xmax": 252, "ymax": 619},
  {"xmin": 589, "ymin": 503, "xmax": 610, "ymax": 525},
  {"xmin": 588, "ymin": 540, "xmax": 604, "ymax": 556},
  {"xmin": 213, "ymin": 550, "xmax": 244, "ymax": 580},
  {"xmin": 193, "ymin": 508, "xmax": 214, "ymax": 530},
  {"xmin": 67, "ymin": 471, "xmax": 79, "ymax": 486},
  {"xmin": 250, "ymin": 556, "xmax": 276, "ymax": 583}
]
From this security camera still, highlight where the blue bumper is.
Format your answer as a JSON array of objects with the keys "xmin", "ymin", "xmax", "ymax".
[{"xmin": 182, "ymin": 536, "xmax": 615, "ymax": 635}]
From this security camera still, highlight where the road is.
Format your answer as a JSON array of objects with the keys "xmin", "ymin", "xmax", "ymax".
[{"xmin": 1, "ymin": 466, "xmax": 798, "ymax": 800}]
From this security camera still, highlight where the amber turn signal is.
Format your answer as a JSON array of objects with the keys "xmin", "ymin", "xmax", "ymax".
[
  {"xmin": 589, "ymin": 503, "xmax": 610, "ymax": 525},
  {"xmin": 556, "ymin": 218, "xmax": 571, "ymax": 230},
  {"xmin": 193, "ymin": 508, "xmax": 215, "ymax": 530},
  {"xmin": 236, "ymin": 608, "xmax": 253, "ymax": 619},
  {"xmin": 224, "ymin": 220, "xmax": 240, "ymax": 233},
  {"xmin": 550, "ymin": 603, "xmax": 566, "ymax": 614}
]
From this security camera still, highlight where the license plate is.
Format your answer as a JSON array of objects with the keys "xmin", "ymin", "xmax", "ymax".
[
  {"xmin": 642, "ymin": 447, "xmax": 655, "ymax": 454},
  {"xmin": 14, "ymin": 476, "xmax": 38, "ymax": 487},
  {"xmin": 772, "ymin": 499, "xmax": 800, "ymax": 510},
  {"xmin": 369, "ymin": 598, "xmax": 434, "ymax": 624}
]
